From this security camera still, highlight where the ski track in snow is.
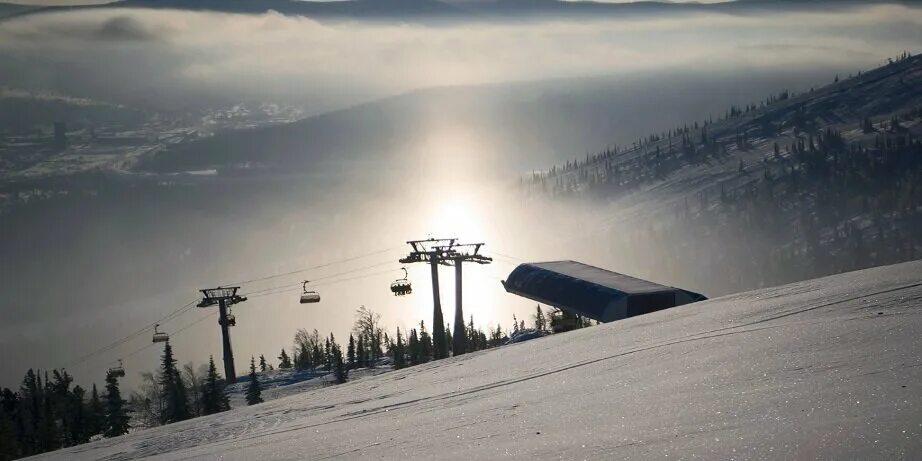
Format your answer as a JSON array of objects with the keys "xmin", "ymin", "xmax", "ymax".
[{"xmin": 30, "ymin": 260, "xmax": 922, "ymax": 460}]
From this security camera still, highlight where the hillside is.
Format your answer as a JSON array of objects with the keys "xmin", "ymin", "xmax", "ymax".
[
  {"xmin": 523, "ymin": 53, "xmax": 922, "ymax": 296},
  {"xmin": 0, "ymin": 3, "xmax": 35, "ymax": 19},
  {"xmin": 137, "ymin": 66, "xmax": 848, "ymax": 175},
  {"xmin": 29, "ymin": 259, "xmax": 922, "ymax": 459}
]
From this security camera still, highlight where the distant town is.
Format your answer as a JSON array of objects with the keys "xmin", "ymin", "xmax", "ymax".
[{"xmin": 0, "ymin": 90, "xmax": 305, "ymax": 212}]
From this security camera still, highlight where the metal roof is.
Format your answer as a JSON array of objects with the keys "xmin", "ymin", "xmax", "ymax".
[{"xmin": 502, "ymin": 260, "xmax": 706, "ymax": 322}]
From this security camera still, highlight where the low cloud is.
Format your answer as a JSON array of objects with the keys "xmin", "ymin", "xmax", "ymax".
[
  {"xmin": 95, "ymin": 15, "xmax": 158, "ymax": 41},
  {"xmin": 0, "ymin": 5, "xmax": 919, "ymax": 111}
]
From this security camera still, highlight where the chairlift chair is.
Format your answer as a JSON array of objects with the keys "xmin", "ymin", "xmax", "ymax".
[
  {"xmin": 108, "ymin": 360, "xmax": 126, "ymax": 378},
  {"xmin": 300, "ymin": 280, "xmax": 321, "ymax": 304},
  {"xmin": 152, "ymin": 324, "xmax": 169, "ymax": 343},
  {"xmin": 226, "ymin": 308, "xmax": 236, "ymax": 327},
  {"xmin": 390, "ymin": 267, "xmax": 412, "ymax": 296}
]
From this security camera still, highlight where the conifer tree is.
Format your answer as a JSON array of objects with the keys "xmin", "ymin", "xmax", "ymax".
[
  {"xmin": 534, "ymin": 305, "xmax": 547, "ymax": 332},
  {"xmin": 103, "ymin": 372, "xmax": 128, "ymax": 437},
  {"xmin": 278, "ymin": 349, "xmax": 292, "ymax": 369},
  {"xmin": 466, "ymin": 315, "xmax": 476, "ymax": 352},
  {"xmin": 323, "ymin": 338, "xmax": 331, "ymax": 371},
  {"xmin": 347, "ymin": 335, "xmax": 356, "ymax": 369},
  {"xmin": 245, "ymin": 357, "xmax": 263, "ymax": 406},
  {"xmin": 200, "ymin": 356, "xmax": 230, "ymax": 415},
  {"xmin": 293, "ymin": 342, "xmax": 310, "ymax": 370},
  {"xmin": 393, "ymin": 327, "xmax": 407, "ymax": 370},
  {"xmin": 69, "ymin": 385, "xmax": 87, "ymax": 445},
  {"xmin": 158, "ymin": 342, "xmax": 191, "ymax": 424},
  {"xmin": 0, "ymin": 389, "xmax": 19, "ymax": 459},
  {"xmin": 408, "ymin": 329, "xmax": 420, "ymax": 366},
  {"xmin": 36, "ymin": 373, "xmax": 58, "ymax": 452},
  {"xmin": 331, "ymin": 338, "xmax": 348, "ymax": 384},
  {"xmin": 85, "ymin": 384, "xmax": 104, "ymax": 438},
  {"xmin": 490, "ymin": 324, "xmax": 505, "ymax": 347},
  {"xmin": 418, "ymin": 321, "xmax": 433, "ymax": 363},
  {"xmin": 259, "ymin": 355, "xmax": 268, "ymax": 373},
  {"xmin": 47, "ymin": 369, "xmax": 75, "ymax": 447},
  {"xmin": 356, "ymin": 334, "xmax": 366, "ymax": 368},
  {"xmin": 19, "ymin": 369, "xmax": 40, "ymax": 454}
]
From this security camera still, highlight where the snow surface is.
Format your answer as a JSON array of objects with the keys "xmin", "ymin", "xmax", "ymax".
[
  {"xmin": 33, "ymin": 260, "xmax": 922, "ymax": 460},
  {"xmin": 224, "ymin": 366, "xmax": 393, "ymax": 410}
]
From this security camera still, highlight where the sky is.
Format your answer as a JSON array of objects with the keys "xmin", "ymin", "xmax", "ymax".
[{"xmin": 1, "ymin": 1, "xmax": 921, "ymax": 390}]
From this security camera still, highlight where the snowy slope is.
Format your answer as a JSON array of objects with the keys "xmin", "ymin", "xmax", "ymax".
[
  {"xmin": 34, "ymin": 260, "xmax": 922, "ymax": 460},
  {"xmin": 224, "ymin": 366, "xmax": 393, "ymax": 409}
]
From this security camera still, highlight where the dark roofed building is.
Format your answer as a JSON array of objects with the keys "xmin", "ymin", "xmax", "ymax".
[{"xmin": 502, "ymin": 260, "xmax": 706, "ymax": 323}]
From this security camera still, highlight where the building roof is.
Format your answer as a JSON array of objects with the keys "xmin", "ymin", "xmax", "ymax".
[{"xmin": 502, "ymin": 260, "xmax": 706, "ymax": 322}]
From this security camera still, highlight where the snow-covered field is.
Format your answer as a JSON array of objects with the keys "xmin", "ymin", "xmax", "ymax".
[{"xmin": 33, "ymin": 260, "xmax": 922, "ymax": 459}]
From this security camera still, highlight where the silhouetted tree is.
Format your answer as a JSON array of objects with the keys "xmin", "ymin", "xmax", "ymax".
[
  {"xmin": 330, "ymin": 335, "xmax": 347, "ymax": 384},
  {"xmin": 245, "ymin": 357, "xmax": 263, "ymax": 406},
  {"xmin": 418, "ymin": 322, "xmax": 433, "ymax": 363},
  {"xmin": 258, "ymin": 355, "xmax": 268, "ymax": 373},
  {"xmin": 407, "ymin": 329, "xmax": 420, "ymax": 366},
  {"xmin": 85, "ymin": 384, "xmax": 103, "ymax": 439},
  {"xmin": 103, "ymin": 372, "xmax": 128, "ymax": 437},
  {"xmin": 393, "ymin": 328, "xmax": 407, "ymax": 370},
  {"xmin": 534, "ymin": 305, "xmax": 547, "ymax": 332},
  {"xmin": 200, "ymin": 356, "xmax": 230, "ymax": 415},
  {"xmin": 347, "ymin": 335, "xmax": 356, "ymax": 369},
  {"xmin": 278, "ymin": 349, "xmax": 292, "ymax": 369},
  {"xmin": 158, "ymin": 342, "xmax": 191, "ymax": 424}
]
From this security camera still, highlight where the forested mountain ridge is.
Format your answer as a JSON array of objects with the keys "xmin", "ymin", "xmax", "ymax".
[{"xmin": 525, "ymin": 52, "xmax": 922, "ymax": 296}]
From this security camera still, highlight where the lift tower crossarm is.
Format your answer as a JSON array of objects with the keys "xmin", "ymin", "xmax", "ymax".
[{"xmin": 197, "ymin": 286, "xmax": 247, "ymax": 384}]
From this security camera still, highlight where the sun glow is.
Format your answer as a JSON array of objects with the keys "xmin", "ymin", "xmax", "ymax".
[{"xmin": 428, "ymin": 196, "xmax": 483, "ymax": 242}]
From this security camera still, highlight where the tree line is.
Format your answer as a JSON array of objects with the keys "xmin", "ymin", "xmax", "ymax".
[{"xmin": 0, "ymin": 369, "xmax": 127, "ymax": 460}]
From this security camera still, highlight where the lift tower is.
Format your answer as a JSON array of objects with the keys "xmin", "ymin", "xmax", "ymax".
[
  {"xmin": 197, "ymin": 287, "xmax": 247, "ymax": 384},
  {"xmin": 400, "ymin": 238, "xmax": 457, "ymax": 360},
  {"xmin": 435, "ymin": 243, "xmax": 492, "ymax": 356}
]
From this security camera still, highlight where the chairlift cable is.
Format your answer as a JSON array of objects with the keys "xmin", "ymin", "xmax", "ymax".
[
  {"xmin": 248, "ymin": 267, "xmax": 399, "ymax": 299},
  {"xmin": 241, "ymin": 259, "xmax": 398, "ymax": 297},
  {"xmin": 67, "ymin": 249, "xmax": 401, "ymax": 367},
  {"xmin": 63, "ymin": 299, "xmax": 198, "ymax": 368},
  {"xmin": 122, "ymin": 311, "xmax": 218, "ymax": 361},
  {"xmin": 223, "ymin": 246, "xmax": 403, "ymax": 287}
]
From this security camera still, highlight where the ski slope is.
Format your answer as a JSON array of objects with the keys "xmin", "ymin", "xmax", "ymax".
[{"xmin": 35, "ymin": 261, "xmax": 922, "ymax": 460}]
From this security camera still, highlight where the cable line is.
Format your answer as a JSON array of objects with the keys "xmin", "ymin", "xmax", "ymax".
[
  {"xmin": 65, "ymin": 247, "xmax": 404, "ymax": 368},
  {"xmin": 223, "ymin": 246, "xmax": 403, "ymax": 287},
  {"xmin": 122, "ymin": 311, "xmax": 218, "ymax": 361},
  {"xmin": 64, "ymin": 299, "xmax": 198, "ymax": 368},
  {"xmin": 246, "ymin": 268, "xmax": 398, "ymax": 300}
]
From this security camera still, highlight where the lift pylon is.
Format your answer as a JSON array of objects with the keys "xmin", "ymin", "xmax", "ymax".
[
  {"xmin": 434, "ymin": 243, "xmax": 492, "ymax": 356},
  {"xmin": 197, "ymin": 286, "xmax": 247, "ymax": 384},
  {"xmin": 400, "ymin": 238, "xmax": 457, "ymax": 360}
]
